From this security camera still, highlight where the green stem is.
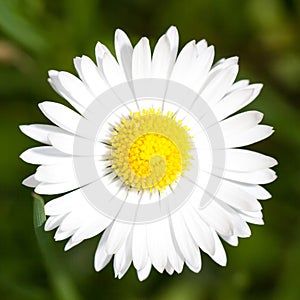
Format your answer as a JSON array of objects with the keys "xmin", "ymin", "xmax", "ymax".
[{"xmin": 33, "ymin": 194, "xmax": 82, "ymax": 300}]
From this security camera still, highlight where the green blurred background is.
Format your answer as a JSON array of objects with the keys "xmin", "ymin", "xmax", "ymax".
[{"xmin": 0, "ymin": 0, "xmax": 299, "ymax": 299}]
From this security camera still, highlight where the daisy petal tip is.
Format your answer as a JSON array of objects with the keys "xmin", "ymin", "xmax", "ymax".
[
  {"xmin": 115, "ymin": 28, "xmax": 126, "ymax": 38},
  {"xmin": 37, "ymin": 101, "xmax": 48, "ymax": 111},
  {"xmin": 94, "ymin": 256, "xmax": 102, "ymax": 272},
  {"xmin": 231, "ymin": 56, "xmax": 239, "ymax": 64},
  {"xmin": 255, "ymin": 111, "xmax": 264, "ymax": 122},
  {"xmin": 21, "ymin": 177, "xmax": 29, "ymax": 186},
  {"xmin": 94, "ymin": 259, "xmax": 106, "ymax": 273},
  {"xmin": 258, "ymin": 83, "xmax": 264, "ymax": 88},
  {"xmin": 64, "ymin": 243, "xmax": 72, "ymax": 252},
  {"xmin": 95, "ymin": 41, "xmax": 105, "ymax": 50},
  {"xmin": 166, "ymin": 26, "xmax": 179, "ymax": 45},
  {"xmin": 19, "ymin": 150, "xmax": 29, "ymax": 162},
  {"xmin": 197, "ymin": 39, "xmax": 208, "ymax": 48},
  {"xmin": 48, "ymin": 70, "xmax": 59, "ymax": 78},
  {"xmin": 44, "ymin": 224, "xmax": 51, "ymax": 232},
  {"xmin": 221, "ymin": 261, "xmax": 227, "ymax": 267},
  {"xmin": 167, "ymin": 25, "xmax": 178, "ymax": 34},
  {"xmin": 19, "ymin": 124, "xmax": 27, "ymax": 134},
  {"xmin": 216, "ymin": 255, "xmax": 227, "ymax": 267},
  {"xmin": 73, "ymin": 56, "xmax": 81, "ymax": 64},
  {"xmin": 254, "ymin": 83, "xmax": 264, "ymax": 93},
  {"xmin": 137, "ymin": 269, "xmax": 151, "ymax": 282},
  {"xmin": 44, "ymin": 218, "xmax": 55, "ymax": 232},
  {"xmin": 33, "ymin": 185, "xmax": 41, "ymax": 195},
  {"xmin": 22, "ymin": 175, "xmax": 39, "ymax": 188},
  {"xmin": 64, "ymin": 239, "xmax": 81, "ymax": 251}
]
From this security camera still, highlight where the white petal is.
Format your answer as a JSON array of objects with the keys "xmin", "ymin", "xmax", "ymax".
[
  {"xmin": 170, "ymin": 40, "xmax": 197, "ymax": 83},
  {"xmin": 191, "ymin": 45, "xmax": 215, "ymax": 90},
  {"xmin": 75, "ymin": 55, "xmax": 107, "ymax": 96},
  {"xmin": 48, "ymin": 132, "xmax": 103, "ymax": 156},
  {"xmin": 47, "ymin": 132, "xmax": 79, "ymax": 155},
  {"xmin": 132, "ymin": 37, "xmax": 151, "ymax": 79},
  {"xmin": 106, "ymin": 222, "xmax": 132, "ymax": 254},
  {"xmin": 57, "ymin": 71, "xmax": 94, "ymax": 107},
  {"xmin": 71, "ymin": 215, "xmax": 111, "ymax": 243},
  {"xmin": 19, "ymin": 124, "xmax": 65, "ymax": 144},
  {"xmin": 215, "ymin": 180, "xmax": 262, "ymax": 211},
  {"xmin": 146, "ymin": 220, "xmax": 168, "ymax": 273},
  {"xmin": 217, "ymin": 202, "xmax": 251, "ymax": 238},
  {"xmin": 237, "ymin": 183, "xmax": 272, "ymax": 200},
  {"xmin": 164, "ymin": 224, "xmax": 184, "ymax": 274},
  {"xmin": 221, "ymin": 168, "xmax": 277, "ymax": 185},
  {"xmin": 63, "ymin": 206, "xmax": 112, "ymax": 251},
  {"xmin": 115, "ymin": 29, "xmax": 133, "ymax": 80},
  {"xmin": 212, "ymin": 56, "xmax": 238, "ymax": 71},
  {"xmin": 34, "ymin": 160, "xmax": 97, "ymax": 186},
  {"xmin": 44, "ymin": 188, "xmax": 85, "ymax": 215},
  {"xmin": 44, "ymin": 215, "xmax": 65, "ymax": 231},
  {"xmin": 35, "ymin": 163, "xmax": 74, "ymax": 183},
  {"xmin": 102, "ymin": 51, "xmax": 126, "ymax": 87},
  {"xmin": 200, "ymin": 64, "xmax": 239, "ymax": 105},
  {"xmin": 196, "ymin": 39, "xmax": 208, "ymax": 53},
  {"xmin": 132, "ymin": 224, "xmax": 148, "ymax": 270},
  {"xmin": 95, "ymin": 42, "xmax": 108, "ymax": 73},
  {"xmin": 151, "ymin": 35, "xmax": 170, "ymax": 78},
  {"xmin": 224, "ymin": 125, "xmax": 274, "ymax": 148},
  {"xmin": 151, "ymin": 26, "xmax": 178, "ymax": 78},
  {"xmin": 229, "ymin": 79, "xmax": 250, "ymax": 92},
  {"xmin": 214, "ymin": 84, "xmax": 263, "ymax": 121},
  {"xmin": 171, "ymin": 212, "xmax": 201, "ymax": 271},
  {"xmin": 113, "ymin": 234, "xmax": 132, "ymax": 279},
  {"xmin": 48, "ymin": 70, "xmax": 86, "ymax": 114},
  {"xmin": 220, "ymin": 111, "xmax": 264, "ymax": 137},
  {"xmin": 137, "ymin": 259, "xmax": 152, "ymax": 281},
  {"xmin": 223, "ymin": 149, "xmax": 278, "ymax": 172},
  {"xmin": 165, "ymin": 262, "xmax": 174, "ymax": 275},
  {"xmin": 182, "ymin": 204, "xmax": 215, "ymax": 255},
  {"xmin": 221, "ymin": 235, "xmax": 238, "ymax": 246},
  {"xmin": 239, "ymin": 210, "xmax": 264, "ymax": 225},
  {"xmin": 166, "ymin": 26, "xmax": 179, "ymax": 58},
  {"xmin": 197, "ymin": 200, "xmax": 234, "ymax": 236},
  {"xmin": 22, "ymin": 174, "xmax": 40, "ymax": 187},
  {"xmin": 64, "ymin": 236, "xmax": 84, "ymax": 251},
  {"xmin": 94, "ymin": 229, "xmax": 113, "ymax": 272},
  {"xmin": 209, "ymin": 230, "xmax": 227, "ymax": 266},
  {"xmin": 35, "ymin": 181, "xmax": 78, "ymax": 195},
  {"xmin": 20, "ymin": 146, "xmax": 69, "ymax": 165},
  {"xmin": 56, "ymin": 201, "xmax": 109, "ymax": 242},
  {"xmin": 54, "ymin": 228, "xmax": 74, "ymax": 241},
  {"xmin": 38, "ymin": 101, "xmax": 81, "ymax": 134}
]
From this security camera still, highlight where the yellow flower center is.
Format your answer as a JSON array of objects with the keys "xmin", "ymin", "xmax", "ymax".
[{"xmin": 109, "ymin": 108, "xmax": 193, "ymax": 192}]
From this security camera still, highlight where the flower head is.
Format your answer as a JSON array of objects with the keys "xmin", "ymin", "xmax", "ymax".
[{"xmin": 20, "ymin": 26, "xmax": 277, "ymax": 280}]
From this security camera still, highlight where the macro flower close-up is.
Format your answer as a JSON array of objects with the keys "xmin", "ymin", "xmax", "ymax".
[{"xmin": 19, "ymin": 26, "xmax": 277, "ymax": 281}]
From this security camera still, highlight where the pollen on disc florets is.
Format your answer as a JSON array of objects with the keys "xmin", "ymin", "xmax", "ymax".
[{"xmin": 109, "ymin": 108, "xmax": 193, "ymax": 192}]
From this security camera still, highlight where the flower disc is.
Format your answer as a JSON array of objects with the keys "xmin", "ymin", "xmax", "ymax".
[{"xmin": 109, "ymin": 109, "xmax": 193, "ymax": 192}]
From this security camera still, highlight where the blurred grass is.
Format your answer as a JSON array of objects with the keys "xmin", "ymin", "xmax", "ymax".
[{"xmin": 0, "ymin": 0, "xmax": 299, "ymax": 299}]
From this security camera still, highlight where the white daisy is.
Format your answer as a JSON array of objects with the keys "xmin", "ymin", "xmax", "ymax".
[{"xmin": 20, "ymin": 26, "xmax": 277, "ymax": 281}]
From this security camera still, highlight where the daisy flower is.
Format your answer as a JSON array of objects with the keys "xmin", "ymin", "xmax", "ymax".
[{"xmin": 20, "ymin": 26, "xmax": 277, "ymax": 281}]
